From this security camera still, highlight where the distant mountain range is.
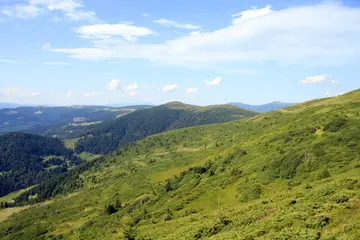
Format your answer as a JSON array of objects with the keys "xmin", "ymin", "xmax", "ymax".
[
  {"xmin": 229, "ymin": 101, "xmax": 296, "ymax": 112},
  {"xmin": 0, "ymin": 105, "xmax": 149, "ymax": 134},
  {"xmin": 0, "ymin": 103, "xmax": 25, "ymax": 109}
]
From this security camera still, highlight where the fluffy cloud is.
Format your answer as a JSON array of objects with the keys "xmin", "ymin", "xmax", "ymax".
[
  {"xmin": 123, "ymin": 83, "xmax": 138, "ymax": 92},
  {"xmin": 1, "ymin": 87, "xmax": 40, "ymax": 98},
  {"xmin": 72, "ymin": 23, "xmax": 154, "ymax": 41},
  {"xmin": 299, "ymin": 75, "xmax": 339, "ymax": 84},
  {"xmin": 107, "ymin": 79, "xmax": 120, "ymax": 90},
  {"xmin": 84, "ymin": 92, "xmax": 103, "ymax": 97},
  {"xmin": 66, "ymin": 91, "xmax": 76, "ymax": 98},
  {"xmin": 205, "ymin": 77, "xmax": 222, "ymax": 86},
  {"xmin": 161, "ymin": 84, "xmax": 177, "ymax": 92},
  {"xmin": 186, "ymin": 88, "xmax": 199, "ymax": 93},
  {"xmin": 1, "ymin": 0, "xmax": 98, "ymax": 22},
  {"xmin": 129, "ymin": 91, "xmax": 136, "ymax": 97},
  {"xmin": 299, "ymin": 75, "xmax": 329, "ymax": 84},
  {"xmin": 232, "ymin": 5, "xmax": 272, "ymax": 24},
  {"xmin": 154, "ymin": 18, "xmax": 200, "ymax": 29},
  {"xmin": 50, "ymin": 3, "xmax": 360, "ymax": 67}
]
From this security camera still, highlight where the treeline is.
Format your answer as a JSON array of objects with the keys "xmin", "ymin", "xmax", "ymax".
[
  {"xmin": 0, "ymin": 132, "xmax": 82, "ymax": 197},
  {"xmin": 74, "ymin": 104, "xmax": 256, "ymax": 155},
  {"xmin": 12, "ymin": 157, "xmax": 104, "ymax": 206}
]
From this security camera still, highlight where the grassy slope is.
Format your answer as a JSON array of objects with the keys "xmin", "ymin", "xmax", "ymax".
[{"xmin": 1, "ymin": 90, "xmax": 360, "ymax": 239}]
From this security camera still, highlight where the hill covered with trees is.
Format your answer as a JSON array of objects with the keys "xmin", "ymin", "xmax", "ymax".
[
  {"xmin": 0, "ymin": 132, "xmax": 82, "ymax": 198},
  {"xmin": 1, "ymin": 90, "xmax": 359, "ymax": 239},
  {"xmin": 74, "ymin": 102, "xmax": 258, "ymax": 155}
]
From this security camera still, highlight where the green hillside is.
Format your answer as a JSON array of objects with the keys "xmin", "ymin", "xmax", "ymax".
[
  {"xmin": 74, "ymin": 102, "xmax": 257, "ymax": 155},
  {"xmin": 1, "ymin": 90, "xmax": 360, "ymax": 239}
]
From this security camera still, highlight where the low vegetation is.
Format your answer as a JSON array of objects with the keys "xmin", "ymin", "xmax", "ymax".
[{"xmin": 0, "ymin": 90, "xmax": 359, "ymax": 239}]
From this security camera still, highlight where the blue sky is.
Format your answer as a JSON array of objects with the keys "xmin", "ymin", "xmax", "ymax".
[{"xmin": 0, "ymin": 0, "xmax": 359, "ymax": 106}]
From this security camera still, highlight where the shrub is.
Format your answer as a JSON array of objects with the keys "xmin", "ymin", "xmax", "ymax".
[
  {"xmin": 323, "ymin": 118, "xmax": 347, "ymax": 132},
  {"xmin": 317, "ymin": 168, "xmax": 330, "ymax": 180},
  {"xmin": 238, "ymin": 183, "xmax": 262, "ymax": 202}
]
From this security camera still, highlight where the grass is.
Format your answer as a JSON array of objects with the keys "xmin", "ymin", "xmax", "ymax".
[
  {"xmin": 78, "ymin": 152, "xmax": 102, "ymax": 162},
  {"xmin": 0, "ymin": 89, "xmax": 359, "ymax": 239},
  {"xmin": 63, "ymin": 138, "xmax": 78, "ymax": 150},
  {"xmin": 0, "ymin": 186, "xmax": 36, "ymax": 203}
]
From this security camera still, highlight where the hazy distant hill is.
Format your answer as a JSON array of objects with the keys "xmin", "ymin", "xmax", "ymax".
[
  {"xmin": 0, "ymin": 105, "xmax": 150, "ymax": 134},
  {"xmin": 0, "ymin": 103, "xmax": 23, "ymax": 110},
  {"xmin": 229, "ymin": 101, "xmax": 296, "ymax": 112},
  {"xmin": 74, "ymin": 102, "xmax": 258, "ymax": 155}
]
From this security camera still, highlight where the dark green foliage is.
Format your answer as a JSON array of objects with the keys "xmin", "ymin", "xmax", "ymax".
[
  {"xmin": 268, "ymin": 154, "xmax": 303, "ymax": 179},
  {"xmin": 14, "ymin": 157, "xmax": 102, "ymax": 205},
  {"xmin": 237, "ymin": 183, "xmax": 262, "ymax": 202},
  {"xmin": 0, "ymin": 132, "xmax": 81, "ymax": 197},
  {"xmin": 317, "ymin": 168, "xmax": 331, "ymax": 179},
  {"xmin": 323, "ymin": 117, "xmax": 347, "ymax": 132},
  {"xmin": 105, "ymin": 204, "xmax": 118, "ymax": 215}
]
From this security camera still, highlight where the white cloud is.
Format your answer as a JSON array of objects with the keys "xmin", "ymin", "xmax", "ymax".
[
  {"xmin": 50, "ymin": 3, "xmax": 360, "ymax": 67},
  {"xmin": 84, "ymin": 92, "xmax": 103, "ymax": 97},
  {"xmin": 66, "ymin": 91, "xmax": 76, "ymax": 98},
  {"xmin": 108, "ymin": 61, "xmax": 123, "ymax": 64},
  {"xmin": 232, "ymin": 5, "xmax": 273, "ymax": 24},
  {"xmin": 44, "ymin": 62, "xmax": 69, "ymax": 65},
  {"xmin": 1, "ymin": 87, "xmax": 40, "ymax": 98},
  {"xmin": 31, "ymin": 91, "xmax": 41, "ymax": 96},
  {"xmin": 154, "ymin": 18, "xmax": 200, "ymax": 30},
  {"xmin": 142, "ymin": 13, "xmax": 150, "ymax": 17},
  {"xmin": 1, "ymin": 0, "xmax": 98, "ymax": 22},
  {"xmin": 186, "ymin": 88, "xmax": 199, "ymax": 93},
  {"xmin": 72, "ymin": 23, "xmax": 154, "ymax": 40},
  {"xmin": 161, "ymin": 84, "xmax": 177, "ymax": 92},
  {"xmin": 331, "ymin": 80, "xmax": 339, "ymax": 84},
  {"xmin": 123, "ymin": 83, "xmax": 138, "ymax": 92},
  {"xmin": 299, "ymin": 75, "xmax": 329, "ymax": 84},
  {"xmin": 325, "ymin": 91, "xmax": 331, "ymax": 96},
  {"xmin": 0, "ymin": 59, "xmax": 18, "ymax": 64},
  {"xmin": 107, "ymin": 79, "xmax": 120, "ymax": 90},
  {"xmin": 129, "ymin": 91, "xmax": 136, "ymax": 96},
  {"xmin": 205, "ymin": 77, "xmax": 222, "ymax": 86},
  {"xmin": 190, "ymin": 31, "xmax": 201, "ymax": 36}
]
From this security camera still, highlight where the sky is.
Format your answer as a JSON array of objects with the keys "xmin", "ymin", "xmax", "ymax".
[{"xmin": 0, "ymin": 0, "xmax": 360, "ymax": 106}]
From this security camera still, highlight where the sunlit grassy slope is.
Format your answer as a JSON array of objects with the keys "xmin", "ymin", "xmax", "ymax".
[{"xmin": 1, "ymin": 90, "xmax": 360, "ymax": 239}]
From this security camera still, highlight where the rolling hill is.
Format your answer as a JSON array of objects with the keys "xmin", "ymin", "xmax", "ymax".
[
  {"xmin": 73, "ymin": 102, "xmax": 258, "ymax": 155},
  {"xmin": 229, "ymin": 101, "xmax": 296, "ymax": 112},
  {"xmin": 0, "ymin": 90, "xmax": 359, "ymax": 239}
]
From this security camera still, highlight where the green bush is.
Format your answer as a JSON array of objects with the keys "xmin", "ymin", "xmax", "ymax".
[
  {"xmin": 237, "ymin": 183, "xmax": 262, "ymax": 202},
  {"xmin": 323, "ymin": 118, "xmax": 347, "ymax": 132}
]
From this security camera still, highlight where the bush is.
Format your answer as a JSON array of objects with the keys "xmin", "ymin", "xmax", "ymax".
[
  {"xmin": 317, "ymin": 168, "xmax": 330, "ymax": 180},
  {"xmin": 323, "ymin": 118, "xmax": 347, "ymax": 132},
  {"xmin": 238, "ymin": 183, "xmax": 262, "ymax": 202}
]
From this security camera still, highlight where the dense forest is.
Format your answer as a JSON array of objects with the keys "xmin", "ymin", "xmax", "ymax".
[
  {"xmin": 0, "ymin": 132, "xmax": 82, "ymax": 197},
  {"xmin": 74, "ymin": 103, "xmax": 257, "ymax": 154}
]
